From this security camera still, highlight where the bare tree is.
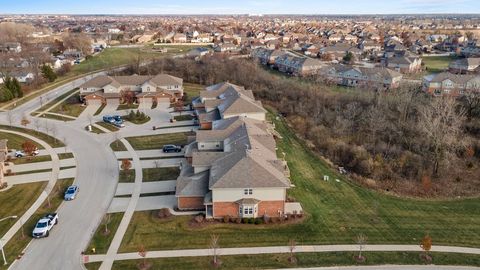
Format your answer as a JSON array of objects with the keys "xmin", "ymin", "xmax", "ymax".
[
  {"xmin": 419, "ymin": 97, "xmax": 465, "ymax": 176},
  {"xmin": 288, "ymin": 239, "xmax": 297, "ymax": 264},
  {"xmin": 102, "ymin": 214, "xmax": 111, "ymax": 235},
  {"xmin": 210, "ymin": 234, "xmax": 220, "ymax": 267},
  {"xmin": 6, "ymin": 111, "xmax": 13, "ymax": 127},
  {"xmin": 356, "ymin": 233, "xmax": 367, "ymax": 261}
]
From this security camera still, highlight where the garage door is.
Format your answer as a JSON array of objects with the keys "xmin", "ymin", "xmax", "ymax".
[
  {"xmin": 157, "ymin": 97, "xmax": 170, "ymax": 104},
  {"xmin": 87, "ymin": 99, "xmax": 102, "ymax": 106}
]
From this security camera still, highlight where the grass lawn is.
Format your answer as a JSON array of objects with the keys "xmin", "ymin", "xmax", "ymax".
[
  {"xmin": 88, "ymin": 125, "xmax": 105, "ymax": 134},
  {"xmin": 39, "ymin": 113, "xmax": 76, "ymax": 122},
  {"xmin": 72, "ymin": 47, "xmax": 162, "ymax": 75},
  {"xmin": 0, "ymin": 182, "xmax": 47, "ymax": 238},
  {"xmin": 14, "ymin": 168, "xmax": 52, "ymax": 175},
  {"xmin": 183, "ymin": 82, "xmax": 203, "ymax": 104},
  {"xmin": 117, "ymin": 103, "xmax": 139, "ymax": 111},
  {"xmin": 85, "ymin": 212, "xmax": 124, "ymax": 254},
  {"xmin": 125, "ymin": 132, "xmax": 191, "ymax": 150},
  {"xmin": 142, "ymin": 167, "xmax": 180, "ymax": 182},
  {"xmin": 0, "ymin": 131, "xmax": 43, "ymax": 150},
  {"xmin": 119, "ymin": 169, "xmax": 135, "ymax": 183},
  {"xmin": 119, "ymin": 111, "xmax": 480, "ymax": 253},
  {"xmin": 107, "ymin": 252, "xmax": 480, "ymax": 270},
  {"xmin": 422, "ymin": 55, "xmax": 458, "ymax": 73},
  {"xmin": 123, "ymin": 114, "xmax": 151, "ymax": 125},
  {"xmin": 94, "ymin": 103, "xmax": 106, "ymax": 116},
  {"xmin": 110, "ymin": 140, "xmax": 127, "ymax": 151},
  {"xmin": 34, "ymin": 88, "xmax": 79, "ymax": 113},
  {"xmin": 0, "ymin": 125, "xmax": 65, "ymax": 148},
  {"xmin": 96, "ymin": 122, "xmax": 119, "ymax": 132},
  {"xmin": 2, "ymin": 178, "xmax": 74, "ymax": 270},
  {"xmin": 174, "ymin": 114, "xmax": 194, "ymax": 121},
  {"xmin": 58, "ymin": 152, "xmax": 74, "ymax": 160},
  {"xmin": 9, "ymin": 155, "xmax": 52, "ymax": 165},
  {"xmin": 50, "ymin": 93, "xmax": 86, "ymax": 117}
]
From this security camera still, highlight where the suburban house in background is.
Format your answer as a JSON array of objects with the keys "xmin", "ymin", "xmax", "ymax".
[
  {"xmin": 423, "ymin": 72, "xmax": 480, "ymax": 96},
  {"xmin": 385, "ymin": 55, "xmax": 422, "ymax": 73},
  {"xmin": 79, "ymin": 74, "xmax": 183, "ymax": 105},
  {"xmin": 176, "ymin": 82, "xmax": 301, "ymax": 219},
  {"xmin": 319, "ymin": 64, "xmax": 403, "ymax": 88},
  {"xmin": 274, "ymin": 54, "xmax": 324, "ymax": 76},
  {"xmin": 449, "ymin": 58, "xmax": 480, "ymax": 74}
]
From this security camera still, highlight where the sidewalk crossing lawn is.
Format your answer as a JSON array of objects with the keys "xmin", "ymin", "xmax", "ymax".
[
  {"xmin": 0, "ymin": 125, "xmax": 65, "ymax": 148},
  {"xmin": 0, "ymin": 131, "xmax": 44, "ymax": 149},
  {"xmin": 118, "ymin": 112, "xmax": 480, "ymax": 253},
  {"xmin": 87, "ymin": 252, "xmax": 480, "ymax": 270}
]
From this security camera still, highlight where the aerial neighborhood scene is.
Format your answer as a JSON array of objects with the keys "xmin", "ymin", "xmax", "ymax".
[{"xmin": 1, "ymin": 0, "xmax": 480, "ymax": 269}]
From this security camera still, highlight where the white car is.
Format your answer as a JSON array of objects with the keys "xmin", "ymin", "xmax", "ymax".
[
  {"xmin": 15, "ymin": 149, "xmax": 39, "ymax": 158},
  {"xmin": 32, "ymin": 213, "xmax": 58, "ymax": 238}
]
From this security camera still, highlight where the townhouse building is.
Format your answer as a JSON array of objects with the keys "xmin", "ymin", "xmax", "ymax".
[
  {"xmin": 319, "ymin": 64, "xmax": 403, "ymax": 88},
  {"xmin": 423, "ymin": 72, "xmax": 480, "ymax": 96}
]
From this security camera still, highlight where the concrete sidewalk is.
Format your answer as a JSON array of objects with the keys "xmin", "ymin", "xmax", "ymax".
[
  {"xmin": 88, "ymin": 244, "xmax": 480, "ymax": 263},
  {"xmin": 107, "ymin": 195, "xmax": 176, "ymax": 213},
  {"xmin": 11, "ymin": 158, "xmax": 75, "ymax": 173},
  {"xmin": 78, "ymin": 103, "xmax": 101, "ymax": 119}
]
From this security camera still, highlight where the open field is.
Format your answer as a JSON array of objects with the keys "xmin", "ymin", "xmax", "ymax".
[
  {"xmin": 85, "ymin": 213, "xmax": 124, "ymax": 255},
  {"xmin": 84, "ymin": 252, "xmax": 480, "ymax": 270},
  {"xmin": 125, "ymin": 132, "xmax": 191, "ymax": 150},
  {"xmin": 2, "ymin": 178, "xmax": 74, "ymax": 270},
  {"xmin": 142, "ymin": 167, "xmax": 180, "ymax": 182},
  {"xmin": 0, "ymin": 182, "xmax": 47, "ymax": 237},
  {"xmin": 422, "ymin": 55, "xmax": 458, "ymax": 73},
  {"xmin": 118, "ymin": 111, "xmax": 480, "ymax": 253}
]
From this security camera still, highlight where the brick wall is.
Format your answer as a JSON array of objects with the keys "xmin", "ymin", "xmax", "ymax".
[
  {"xmin": 178, "ymin": 197, "xmax": 205, "ymax": 210},
  {"xmin": 213, "ymin": 202, "xmax": 239, "ymax": 217},
  {"xmin": 258, "ymin": 201, "xmax": 285, "ymax": 217}
]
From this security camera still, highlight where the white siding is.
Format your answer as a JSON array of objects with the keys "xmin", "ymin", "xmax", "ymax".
[{"xmin": 212, "ymin": 187, "xmax": 286, "ymax": 202}]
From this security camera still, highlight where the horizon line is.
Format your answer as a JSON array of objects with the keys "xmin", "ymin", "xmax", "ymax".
[{"xmin": 2, "ymin": 12, "xmax": 480, "ymax": 16}]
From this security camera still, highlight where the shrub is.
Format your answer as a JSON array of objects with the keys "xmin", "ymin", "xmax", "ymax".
[
  {"xmin": 157, "ymin": 208, "xmax": 172, "ymax": 219},
  {"xmin": 194, "ymin": 214, "xmax": 204, "ymax": 223},
  {"xmin": 248, "ymin": 218, "xmax": 254, "ymax": 224},
  {"xmin": 254, "ymin": 218, "xmax": 262, "ymax": 225},
  {"xmin": 242, "ymin": 218, "xmax": 248, "ymax": 224},
  {"xmin": 223, "ymin": 215, "xmax": 231, "ymax": 223},
  {"xmin": 234, "ymin": 218, "xmax": 242, "ymax": 224}
]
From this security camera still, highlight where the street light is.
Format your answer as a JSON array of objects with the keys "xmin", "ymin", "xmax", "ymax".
[{"xmin": 0, "ymin": 215, "xmax": 18, "ymax": 265}]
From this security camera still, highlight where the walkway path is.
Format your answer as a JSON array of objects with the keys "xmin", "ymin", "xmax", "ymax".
[
  {"xmin": 99, "ymin": 138, "xmax": 143, "ymax": 270},
  {"xmin": 0, "ymin": 129, "xmax": 60, "ymax": 248},
  {"xmin": 88, "ymin": 244, "xmax": 480, "ymax": 263},
  {"xmin": 278, "ymin": 266, "xmax": 480, "ymax": 270}
]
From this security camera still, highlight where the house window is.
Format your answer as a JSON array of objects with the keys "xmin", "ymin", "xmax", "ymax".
[
  {"xmin": 243, "ymin": 206, "xmax": 253, "ymax": 215},
  {"xmin": 244, "ymin": 188, "xmax": 253, "ymax": 195}
]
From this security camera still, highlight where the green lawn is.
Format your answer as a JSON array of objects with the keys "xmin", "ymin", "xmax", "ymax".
[
  {"xmin": 422, "ymin": 55, "xmax": 458, "ymax": 73},
  {"xmin": 110, "ymin": 140, "xmax": 127, "ymax": 151},
  {"xmin": 38, "ymin": 113, "xmax": 76, "ymax": 122},
  {"xmin": 174, "ymin": 114, "xmax": 194, "ymax": 121},
  {"xmin": 50, "ymin": 93, "xmax": 86, "ymax": 117},
  {"xmin": 72, "ymin": 47, "xmax": 162, "ymax": 75},
  {"xmin": 106, "ymin": 252, "xmax": 480, "ymax": 270},
  {"xmin": 1, "ymin": 178, "xmax": 74, "ymax": 270},
  {"xmin": 183, "ymin": 82, "xmax": 203, "ymax": 104},
  {"xmin": 118, "ymin": 111, "xmax": 480, "ymax": 253},
  {"xmin": 88, "ymin": 125, "xmax": 106, "ymax": 134},
  {"xmin": 0, "ymin": 182, "xmax": 47, "ymax": 238},
  {"xmin": 9, "ymin": 155, "xmax": 52, "ymax": 165},
  {"xmin": 85, "ymin": 213, "xmax": 124, "ymax": 254},
  {"xmin": 14, "ymin": 168, "xmax": 52, "ymax": 175},
  {"xmin": 0, "ymin": 125, "xmax": 65, "ymax": 148},
  {"xmin": 125, "ymin": 132, "xmax": 192, "ymax": 150},
  {"xmin": 0, "ymin": 131, "xmax": 43, "ymax": 150},
  {"xmin": 34, "ymin": 88, "xmax": 79, "ymax": 113},
  {"xmin": 94, "ymin": 104, "xmax": 106, "ymax": 116},
  {"xmin": 58, "ymin": 152, "xmax": 74, "ymax": 160},
  {"xmin": 142, "ymin": 167, "xmax": 180, "ymax": 182},
  {"xmin": 119, "ymin": 169, "xmax": 135, "ymax": 183},
  {"xmin": 117, "ymin": 103, "xmax": 139, "ymax": 111}
]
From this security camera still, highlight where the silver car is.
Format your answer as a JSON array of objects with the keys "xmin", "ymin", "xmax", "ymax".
[{"xmin": 64, "ymin": 185, "xmax": 79, "ymax": 201}]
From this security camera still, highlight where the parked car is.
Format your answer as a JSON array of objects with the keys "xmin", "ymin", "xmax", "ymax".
[
  {"xmin": 103, "ymin": 115, "xmax": 115, "ymax": 124},
  {"xmin": 162, "ymin": 144, "xmax": 182, "ymax": 153},
  {"xmin": 113, "ymin": 121, "xmax": 125, "ymax": 128},
  {"xmin": 64, "ymin": 185, "xmax": 79, "ymax": 201},
  {"xmin": 15, "ymin": 149, "xmax": 39, "ymax": 158},
  {"xmin": 32, "ymin": 213, "xmax": 58, "ymax": 238},
  {"xmin": 113, "ymin": 115, "xmax": 123, "ymax": 123}
]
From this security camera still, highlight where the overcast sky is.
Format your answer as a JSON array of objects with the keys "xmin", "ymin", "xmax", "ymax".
[{"xmin": 1, "ymin": 0, "xmax": 479, "ymax": 14}]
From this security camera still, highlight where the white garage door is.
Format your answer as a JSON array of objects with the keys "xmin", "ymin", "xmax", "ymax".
[{"xmin": 87, "ymin": 99, "xmax": 102, "ymax": 106}]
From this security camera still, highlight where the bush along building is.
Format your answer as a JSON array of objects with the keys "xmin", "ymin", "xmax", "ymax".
[{"xmin": 176, "ymin": 82, "xmax": 302, "ymax": 219}]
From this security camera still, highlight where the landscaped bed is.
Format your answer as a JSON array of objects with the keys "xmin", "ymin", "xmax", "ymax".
[{"xmin": 118, "ymin": 112, "xmax": 480, "ymax": 253}]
